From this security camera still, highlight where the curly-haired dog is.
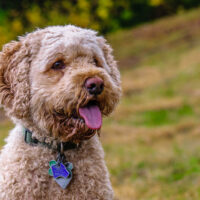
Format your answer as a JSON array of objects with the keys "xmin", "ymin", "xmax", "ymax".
[{"xmin": 0, "ymin": 25, "xmax": 121, "ymax": 200}]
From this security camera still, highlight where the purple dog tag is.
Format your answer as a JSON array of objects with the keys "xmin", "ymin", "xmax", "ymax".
[
  {"xmin": 49, "ymin": 159, "xmax": 73, "ymax": 189},
  {"xmin": 51, "ymin": 163, "xmax": 69, "ymax": 179}
]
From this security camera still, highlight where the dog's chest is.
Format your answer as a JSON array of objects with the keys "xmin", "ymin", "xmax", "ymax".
[{"xmin": 0, "ymin": 133, "xmax": 113, "ymax": 200}]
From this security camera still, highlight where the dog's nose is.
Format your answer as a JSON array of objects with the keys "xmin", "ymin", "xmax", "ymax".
[{"xmin": 85, "ymin": 77, "xmax": 104, "ymax": 95}]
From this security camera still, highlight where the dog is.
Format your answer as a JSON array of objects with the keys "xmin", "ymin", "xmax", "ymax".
[{"xmin": 0, "ymin": 25, "xmax": 121, "ymax": 200}]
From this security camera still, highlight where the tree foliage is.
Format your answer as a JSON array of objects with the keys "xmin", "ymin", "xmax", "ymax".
[{"xmin": 0, "ymin": 0, "xmax": 200, "ymax": 47}]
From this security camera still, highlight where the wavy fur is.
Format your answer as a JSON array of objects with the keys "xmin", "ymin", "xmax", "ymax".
[{"xmin": 0, "ymin": 25, "xmax": 121, "ymax": 200}]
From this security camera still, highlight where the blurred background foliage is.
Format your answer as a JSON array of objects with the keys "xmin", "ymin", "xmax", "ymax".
[{"xmin": 1, "ymin": 0, "xmax": 200, "ymax": 47}]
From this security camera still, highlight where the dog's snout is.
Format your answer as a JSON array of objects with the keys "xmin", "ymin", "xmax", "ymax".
[{"xmin": 85, "ymin": 77, "xmax": 104, "ymax": 95}]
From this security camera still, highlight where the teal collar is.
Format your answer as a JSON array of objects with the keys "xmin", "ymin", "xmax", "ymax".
[{"xmin": 24, "ymin": 128, "xmax": 79, "ymax": 152}]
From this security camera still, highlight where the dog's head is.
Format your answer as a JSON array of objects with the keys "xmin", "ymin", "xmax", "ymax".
[{"xmin": 0, "ymin": 25, "xmax": 121, "ymax": 142}]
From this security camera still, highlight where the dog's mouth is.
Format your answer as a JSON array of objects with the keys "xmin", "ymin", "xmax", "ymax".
[
  {"xmin": 52, "ymin": 100, "xmax": 102, "ymax": 142},
  {"xmin": 69, "ymin": 100, "xmax": 102, "ymax": 130},
  {"xmin": 78, "ymin": 101, "xmax": 102, "ymax": 130}
]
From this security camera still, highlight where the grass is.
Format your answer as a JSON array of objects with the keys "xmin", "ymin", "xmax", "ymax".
[
  {"xmin": 102, "ymin": 7, "xmax": 200, "ymax": 200},
  {"xmin": 1, "ymin": 7, "xmax": 200, "ymax": 200},
  {"xmin": 0, "ymin": 120, "xmax": 14, "ymax": 146}
]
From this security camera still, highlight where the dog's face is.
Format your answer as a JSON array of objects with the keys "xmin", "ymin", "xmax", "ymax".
[{"xmin": 0, "ymin": 26, "xmax": 121, "ymax": 142}]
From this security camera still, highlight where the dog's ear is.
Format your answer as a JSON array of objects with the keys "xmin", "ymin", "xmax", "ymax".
[
  {"xmin": 0, "ymin": 40, "xmax": 31, "ymax": 118},
  {"xmin": 0, "ymin": 41, "xmax": 21, "ymax": 107},
  {"xmin": 97, "ymin": 37, "xmax": 121, "ymax": 87}
]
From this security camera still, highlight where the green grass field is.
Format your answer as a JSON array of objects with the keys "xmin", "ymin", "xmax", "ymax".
[{"xmin": 1, "ymin": 8, "xmax": 200, "ymax": 200}]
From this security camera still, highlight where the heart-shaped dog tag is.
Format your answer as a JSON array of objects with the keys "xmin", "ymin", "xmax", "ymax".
[{"xmin": 49, "ymin": 160, "xmax": 73, "ymax": 189}]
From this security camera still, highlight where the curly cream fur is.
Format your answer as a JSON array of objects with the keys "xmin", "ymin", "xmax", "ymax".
[{"xmin": 0, "ymin": 25, "xmax": 121, "ymax": 200}]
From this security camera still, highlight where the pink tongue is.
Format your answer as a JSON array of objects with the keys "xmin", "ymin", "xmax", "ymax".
[{"xmin": 79, "ymin": 104, "xmax": 102, "ymax": 130}]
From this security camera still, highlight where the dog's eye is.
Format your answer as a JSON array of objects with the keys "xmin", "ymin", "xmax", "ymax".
[
  {"xmin": 94, "ymin": 58, "xmax": 101, "ymax": 67},
  {"xmin": 51, "ymin": 60, "xmax": 66, "ymax": 70},
  {"xmin": 94, "ymin": 58, "xmax": 98, "ymax": 66}
]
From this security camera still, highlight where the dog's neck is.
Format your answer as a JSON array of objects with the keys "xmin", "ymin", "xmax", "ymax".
[
  {"xmin": 15, "ymin": 115, "xmax": 99, "ymax": 146},
  {"xmin": 23, "ymin": 128, "xmax": 79, "ymax": 153}
]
